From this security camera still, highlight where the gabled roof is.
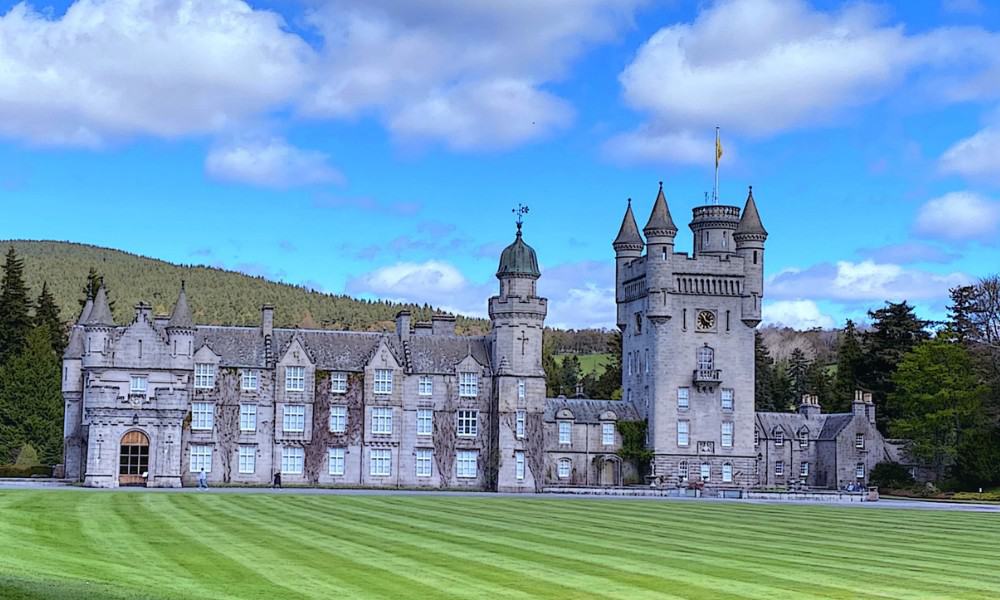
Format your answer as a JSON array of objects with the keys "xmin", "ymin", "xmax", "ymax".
[
  {"xmin": 643, "ymin": 183, "xmax": 678, "ymax": 237},
  {"xmin": 818, "ymin": 414, "xmax": 854, "ymax": 440},
  {"xmin": 167, "ymin": 283, "xmax": 194, "ymax": 329},
  {"xmin": 83, "ymin": 285, "xmax": 114, "ymax": 326},
  {"xmin": 735, "ymin": 186, "xmax": 767, "ymax": 238},
  {"xmin": 612, "ymin": 200, "xmax": 644, "ymax": 250},
  {"xmin": 544, "ymin": 397, "xmax": 644, "ymax": 424},
  {"xmin": 408, "ymin": 335, "xmax": 491, "ymax": 374}
]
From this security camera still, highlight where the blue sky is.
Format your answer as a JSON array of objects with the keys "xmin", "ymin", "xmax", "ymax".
[{"xmin": 1, "ymin": 0, "xmax": 999, "ymax": 330}]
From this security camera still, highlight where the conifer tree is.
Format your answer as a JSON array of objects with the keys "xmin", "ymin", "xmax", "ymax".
[
  {"xmin": 0, "ymin": 326, "xmax": 63, "ymax": 464},
  {"xmin": 787, "ymin": 348, "xmax": 810, "ymax": 401},
  {"xmin": 754, "ymin": 331, "xmax": 777, "ymax": 411},
  {"xmin": 34, "ymin": 282, "xmax": 65, "ymax": 356},
  {"xmin": 832, "ymin": 319, "xmax": 863, "ymax": 413},
  {"xmin": 0, "ymin": 246, "xmax": 32, "ymax": 366}
]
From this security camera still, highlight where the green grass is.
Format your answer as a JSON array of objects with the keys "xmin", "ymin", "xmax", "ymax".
[
  {"xmin": 1, "ymin": 491, "xmax": 998, "ymax": 599},
  {"xmin": 554, "ymin": 353, "xmax": 612, "ymax": 377}
]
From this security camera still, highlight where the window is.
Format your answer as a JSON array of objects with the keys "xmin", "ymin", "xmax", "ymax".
[
  {"xmin": 416, "ymin": 409, "xmax": 433, "ymax": 436},
  {"xmin": 281, "ymin": 447, "xmax": 304, "ymax": 475},
  {"xmin": 374, "ymin": 369, "xmax": 393, "ymax": 394},
  {"xmin": 644, "ymin": 349, "xmax": 649, "ymax": 373},
  {"xmin": 239, "ymin": 404, "xmax": 257, "ymax": 432},
  {"xmin": 194, "ymin": 363, "xmax": 214, "ymax": 389},
  {"xmin": 329, "ymin": 405, "xmax": 347, "ymax": 433},
  {"xmin": 700, "ymin": 462, "xmax": 711, "ymax": 482},
  {"xmin": 129, "ymin": 376, "xmax": 147, "ymax": 394},
  {"xmin": 697, "ymin": 347, "xmax": 714, "ymax": 371},
  {"xmin": 855, "ymin": 433, "xmax": 865, "ymax": 449},
  {"xmin": 721, "ymin": 422, "xmax": 734, "ymax": 448},
  {"xmin": 677, "ymin": 387, "xmax": 689, "ymax": 410},
  {"xmin": 370, "ymin": 449, "xmax": 391, "ymax": 476},
  {"xmin": 721, "ymin": 388, "xmax": 734, "ymax": 411},
  {"xmin": 459, "ymin": 372, "xmax": 479, "ymax": 397},
  {"xmin": 515, "ymin": 451, "xmax": 525, "ymax": 480},
  {"xmin": 416, "ymin": 449, "xmax": 432, "ymax": 477},
  {"xmin": 677, "ymin": 420, "xmax": 690, "ymax": 447},
  {"xmin": 457, "ymin": 410, "xmax": 479, "ymax": 437},
  {"xmin": 456, "ymin": 450, "xmax": 478, "ymax": 479},
  {"xmin": 329, "ymin": 447, "xmax": 345, "ymax": 476},
  {"xmin": 371, "ymin": 407, "xmax": 393, "ymax": 435},
  {"xmin": 602, "ymin": 423, "xmax": 615, "ymax": 446},
  {"xmin": 635, "ymin": 312, "xmax": 642, "ymax": 334},
  {"xmin": 558, "ymin": 421, "xmax": 571, "ymax": 445},
  {"xmin": 774, "ymin": 429, "xmax": 784, "ymax": 447},
  {"xmin": 515, "ymin": 410, "xmax": 526, "ymax": 439},
  {"xmin": 285, "ymin": 366, "xmax": 305, "ymax": 392},
  {"xmin": 754, "ymin": 428, "xmax": 759, "ymax": 447},
  {"xmin": 678, "ymin": 461, "xmax": 688, "ymax": 479},
  {"xmin": 722, "ymin": 463, "xmax": 733, "ymax": 483},
  {"xmin": 558, "ymin": 458, "xmax": 571, "ymax": 479},
  {"xmin": 191, "ymin": 402, "xmax": 214, "ymax": 430},
  {"xmin": 331, "ymin": 372, "xmax": 348, "ymax": 394},
  {"xmin": 518, "ymin": 380, "xmax": 526, "ymax": 400},
  {"xmin": 238, "ymin": 446, "xmax": 255, "ymax": 474},
  {"xmin": 241, "ymin": 370, "xmax": 258, "ymax": 391},
  {"xmin": 775, "ymin": 461, "xmax": 785, "ymax": 476},
  {"xmin": 800, "ymin": 462, "xmax": 810, "ymax": 478},
  {"xmin": 418, "ymin": 375, "xmax": 433, "ymax": 396},
  {"xmin": 856, "ymin": 462, "xmax": 865, "ymax": 479},
  {"xmin": 799, "ymin": 430, "xmax": 809, "ymax": 448},
  {"xmin": 283, "ymin": 405, "xmax": 305, "ymax": 433},
  {"xmin": 189, "ymin": 445, "xmax": 212, "ymax": 473}
]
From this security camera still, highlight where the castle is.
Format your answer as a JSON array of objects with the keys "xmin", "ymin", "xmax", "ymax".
[{"xmin": 62, "ymin": 185, "xmax": 892, "ymax": 491}]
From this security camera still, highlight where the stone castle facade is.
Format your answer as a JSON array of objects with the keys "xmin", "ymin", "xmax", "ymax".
[{"xmin": 62, "ymin": 185, "xmax": 892, "ymax": 491}]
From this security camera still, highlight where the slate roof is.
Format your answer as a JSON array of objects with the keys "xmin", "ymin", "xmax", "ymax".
[
  {"xmin": 84, "ymin": 286, "xmax": 114, "ymax": 326},
  {"xmin": 64, "ymin": 326, "xmax": 84, "ymax": 359},
  {"xmin": 78, "ymin": 298, "xmax": 93, "ymax": 325},
  {"xmin": 167, "ymin": 285, "xmax": 194, "ymax": 329},
  {"xmin": 643, "ymin": 183, "xmax": 678, "ymax": 236},
  {"xmin": 544, "ymin": 397, "xmax": 643, "ymax": 423},
  {"xmin": 735, "ymin": 187, "xmax": 767, "ymax": 237},
  {"xmin": 818, "ymin": 414, "xmax": 855, "ymax": 440},
  {"xmin": 612, "ymin": 200, "xmax": 644, "ymax": 249},
  {"xmin": 408, "ymin": 335, "xmax": 491, "ymax": 374},
  {"xmin": 195, "ymin": 326, "xmax": 267, "ymax": 367},
  {"xmin": 757, "ymin": 411, "xmax": 857, "ymax": 441}
]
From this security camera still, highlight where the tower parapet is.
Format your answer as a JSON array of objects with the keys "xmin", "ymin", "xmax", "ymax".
[{"xmin": 690, "ymin": 205, "xmax": 740, "ymax": 257}]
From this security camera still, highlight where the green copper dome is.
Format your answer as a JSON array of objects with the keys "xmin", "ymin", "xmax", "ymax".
[{"xmin": 497, "ymin": 225, "xmax": 541, "ymax": 279}]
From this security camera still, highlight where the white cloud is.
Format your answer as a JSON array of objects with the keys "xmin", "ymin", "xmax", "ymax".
[
  {"xmin": 610, "ymin": 0, "xmax": 1000, "ymax": 163},
  {"xmin": 345, "ymin": 261, "xmax": 491, "ymax": 317},
  {"xmin": 762, "ymin": 300, "xmax": 834, "ymax": 329},
  {"xmin": 769, "ymin": 260, "xmax": 970, "ymax": 303},
  {"xmin": 0, "ymin": 0, "xmax": 312, "ymax": 146},
  {"xmin": 205, "ymin": 138, "xmax": 343, "ymax": 188},
  {"xmin": 913, "ymin": 191, "xmax": 1000, "ymax": 241},
  {"xmin": 939, "ymin": 128, "xmax": 1000, "ymax": 184},
  {"xmin": 302, "ymin": 0, "xmax": 641, "ymax": 148},
  {"xmin": 539, "ymin": 261, "xmax": 616, "ymax": 329},
  {"xmin": 603, "ymin": 127, "xmax": 715, "ymax": 166}
]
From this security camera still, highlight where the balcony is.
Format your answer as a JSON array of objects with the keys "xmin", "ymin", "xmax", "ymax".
[{"xmin": 692, "ymin": 369, "xmax": 722, "ymax": 385}]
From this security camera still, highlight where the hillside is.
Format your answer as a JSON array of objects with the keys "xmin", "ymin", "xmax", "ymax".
[{"xmin": 2, "ymin": 240, "xmax": 488, "ymax": 333}]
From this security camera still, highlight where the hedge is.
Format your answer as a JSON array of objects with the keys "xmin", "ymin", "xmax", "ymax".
[{"xmin": 0, "ymin": 465, "xmax": 52, "ymax": 478}]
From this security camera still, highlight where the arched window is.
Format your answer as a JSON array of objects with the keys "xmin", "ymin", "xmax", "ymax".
[
  {"xmin": 697, "ymin": 346, "xmax": 715, "ymax": 371},
  {"xmin": 558, "ymin": 458, "xmax": 572, "ymax": 479}
]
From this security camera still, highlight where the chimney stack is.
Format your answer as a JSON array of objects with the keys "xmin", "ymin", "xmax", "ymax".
[
  {"xmin": 396, "ymin": 311, "xmax": 411, "ymax": 341},
  {"xmin": 431, "ymin": 314, "xmax": 456, "ymax": 336},
  {"xmin": 261, "ymin": 304, "xmax": 274, "ymax": 338}
]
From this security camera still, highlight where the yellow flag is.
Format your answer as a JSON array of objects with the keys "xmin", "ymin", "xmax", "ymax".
[{"xmin": 715, "ymin": 134, "xmax": 723, "ymax": 167}]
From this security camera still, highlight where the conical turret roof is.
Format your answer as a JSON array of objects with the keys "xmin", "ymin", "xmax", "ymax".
[
  {"xmin": 78, "ymin": 297, "xmax": 93, "ymax": 325},
  {"xmin": 735, "ymin": 186, "xmax": 767, "ymax": 238},
  {"xmin": 612, "ymin": 199, "xmax": 644, "ymax": 251},
  {"xmin": 64, "ymin": 326, "xmax": 85, "ymax": 358},
  {"xmin": 167, "ymin": 281, "xmax": 195, "ymax": 328},
  {"xmin": 497, "ymin": 224, "xmax": 541, "ymax": 279},
  {"xmin": 83, "ymin": 285, "xmax": 114, "ymax": 326},
  {"xmin": 643, "ymin": 182, "xmax": 677, "ymax": 237}
]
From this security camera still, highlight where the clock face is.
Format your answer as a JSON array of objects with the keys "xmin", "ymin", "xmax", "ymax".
[{"xmin": 697, "ymin": 310, "xmax": 716, "ymax": 331}]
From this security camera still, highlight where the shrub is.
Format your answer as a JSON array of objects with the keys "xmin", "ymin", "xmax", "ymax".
[
  {"xmin": 0, "ymin": 465, "xmax": 52, "ymax": 478},
  {"xmin": 870, "ymin": 462, "xmax": 915, "ymax": 490},
  {"xmin": 14, "ymin": 444, "xmax": 40, "ymax": 468}
]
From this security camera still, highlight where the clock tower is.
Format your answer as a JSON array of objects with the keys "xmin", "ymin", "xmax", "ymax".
[{"xmin": 614, "ymin": 185, "xmax": 765, "ymax": 490}]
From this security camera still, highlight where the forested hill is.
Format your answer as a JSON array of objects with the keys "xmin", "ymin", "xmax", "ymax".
[{"xmin": 2, "ymin": 240, "xmax": 488, "ymax": 333}]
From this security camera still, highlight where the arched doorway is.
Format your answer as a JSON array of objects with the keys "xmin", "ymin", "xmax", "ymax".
[
  {"xmin": 597, "ymin": 456, "xmax": 621, "ymax": 487},
  {"xmin": 119, "ymin": 431, "xmax": 149, "ymax": 486}
]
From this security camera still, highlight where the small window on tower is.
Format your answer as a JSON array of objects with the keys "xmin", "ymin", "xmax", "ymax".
[
  {"xmin": 635, "ymin": 313, "xmax": 642, "ymax": 334},
  {"xmin": 662, "ymin": 247, "xmax": 667, "ymax": 261},
  {"xmin": 753, "ymin": 250, "xmax": 758, "ymax": 265},
  {"xmin": 722, "ymin": 231, "xmax": 728, "ymax": 248},
  {"xmin": 704, "ymin": 231, "xmax": 710, "ymax": 246}
]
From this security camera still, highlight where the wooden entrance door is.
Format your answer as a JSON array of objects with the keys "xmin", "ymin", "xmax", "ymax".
[
  {"xmin": 119, "ymin": 431, "xmax": 149, "ymax": 486},
  {"xmin": 600, "ymin": 459, "xmax": 618, "ymax": 486}
]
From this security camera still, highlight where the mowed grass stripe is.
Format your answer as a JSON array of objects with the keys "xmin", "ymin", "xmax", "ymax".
[
  {"xmin": 376, "ymin": 498, "xmax": 998, "ymax": 598},
  {"xmin": 356, "ymin": 497, "xmax": 903, "ymax": 600},
  {"xmin": 1, "ymin": 491, "xmax": 998, "ymax": 600},
  {"xmin": 278, "ymin": 495, "xmax": 693, "ymax": 600}
]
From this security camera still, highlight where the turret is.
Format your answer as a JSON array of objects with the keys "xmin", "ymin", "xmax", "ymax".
[
  {"xmin": 643, "ymin": 182, "xmax": 677, "ymax": 320},
  {"xmin": 612, "ymin": 199, "xmax": 644, "ymax": 327},
  {"xmin": 690, "ymin": 203, "xmax": 740, "ymax": 257},
  {"xmin": 489, "ymin": 219, "xmax": 547, "ymax": 376},
  {"xmin": 82, "ymin": 283, "xmax": 115, "ymax": 367},
  {"xmin": 166, "ymin": 281, "xmax": 195, "ymax": 363},
  {"xmin": 734, "ymin": 186, "xmax": 767, "ymax": 326}
]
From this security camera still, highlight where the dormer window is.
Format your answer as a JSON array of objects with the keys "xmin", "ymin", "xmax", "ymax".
[
  {"xmin": 774, "ymin": 428, "xmax": 784, "ymax": 447},
  {"xmin": 798, "ymin": 429, "xmax": 809, "ymax": 448}
]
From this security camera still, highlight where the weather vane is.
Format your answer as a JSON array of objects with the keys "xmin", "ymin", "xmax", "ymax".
[{"xmin": 513, "ymin": 204, "xmax": 529, "ymax": 232}]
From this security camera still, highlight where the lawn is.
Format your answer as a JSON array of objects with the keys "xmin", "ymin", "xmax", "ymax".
[
  {"xmin": 1, "ymin": 491, "xmax": 998, "ymax": 600},
  {"xmin": 554, "ymin": 353, "xmax": 612, "ymax": 377}
]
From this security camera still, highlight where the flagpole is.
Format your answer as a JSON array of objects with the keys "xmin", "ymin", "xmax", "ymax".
[{"xmin": 714, "ymin": 126, "xmax": 720, "ymax": 205}]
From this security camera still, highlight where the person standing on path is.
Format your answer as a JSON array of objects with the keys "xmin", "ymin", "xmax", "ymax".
[
  {"xmin": 273, "ymin": 471, "xmax": 282, "ymax": 489},
  {"xmin": 198, "ymin": 468, "xmax": 208, "ymax": 490}
]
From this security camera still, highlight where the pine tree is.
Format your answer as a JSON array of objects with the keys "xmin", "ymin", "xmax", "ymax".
[
  {"xmin": 754, "ymin": 331, "xmax": 777, "ymax": 411},
  {"xmin": 0, "ymin": 246, "xmax": 32, "ymax": 366},
  {"xmin": 0, "ymin": 326, "xmax": 63, "ymax": 464},
  {"xmin": 832, "ymin": 319, "xmax": 863, "ymax": 413},
  {"xmin": 787, "ymin": 348, "xmax": 810, "ymax": 402},
  {"xmin": 34, "ymin": 282, "xmax": 66, "ymax": 356},
  {"xmin": 948, "ymin": 285, "xmax": 979, "ymax": 344}
]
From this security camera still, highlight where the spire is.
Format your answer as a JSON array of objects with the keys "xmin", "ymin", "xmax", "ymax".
[
  {"xmin": 78, "ymin": 297, "xmax": 94, "ymax": 325},
  {"xmin": 83, "ymin": 283, "xmax": 114, "ymax": 326},
  {"xmin": 64, "ymin": 326, "xmax": 85, "ymax": 359},
  {"xmin": 735, "ymin": 186, "xmax": 767, "ymax": 239},
  {"xmin": 167, "ymin": 280, "xmax": 194, "ymax": 329},
  {"xmin": 612, "ymin": 199, "xmax": 644, "ymax": 252},
  {"xmin": 643, "ymin": 181, "xmax": 677, "ymax": 238}
]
